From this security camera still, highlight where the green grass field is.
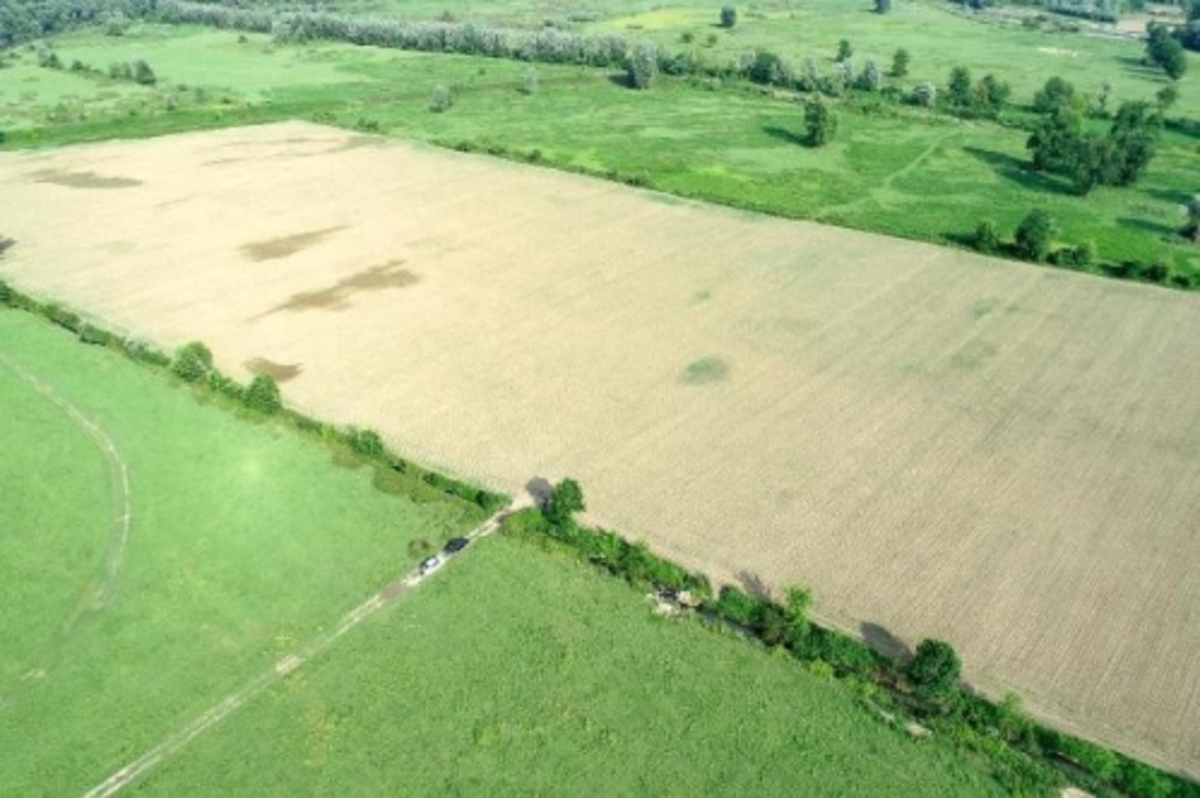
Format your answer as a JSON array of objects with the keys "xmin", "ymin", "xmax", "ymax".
[
  {"xmin": 6, "ymin": 17, "xmax": 1198, "ymax": 278},
  {"xmin": 135, "ymin": 532, "xmax": 1008, "ymax": 796},
  {"xmin": 0, "ymin": 308, "xmax": 485, "ymax": 795}
]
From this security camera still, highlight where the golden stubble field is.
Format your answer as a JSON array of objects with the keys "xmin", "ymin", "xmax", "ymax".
[{"xmin": 2, "ymin": 122, "xmax": 1198, "ymax": 775}]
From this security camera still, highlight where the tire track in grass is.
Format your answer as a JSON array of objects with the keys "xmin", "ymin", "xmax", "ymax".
[
  {"xmin": 82, "ymin": 501, "xmax": 523, "ymax": 798},
  {"xmin": 0, "ymin": 353, "xmax": 132, "ymax": 693}
]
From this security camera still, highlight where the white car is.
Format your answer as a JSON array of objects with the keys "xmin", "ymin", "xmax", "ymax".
[{"xmin": 419, "ymin": 555, "xmax": 443, "ymax": 576}]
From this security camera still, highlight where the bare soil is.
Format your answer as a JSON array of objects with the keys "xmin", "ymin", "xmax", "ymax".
[{"xmin": 2, "ymin": 122, "xmax": 1198, "ymax": 776}]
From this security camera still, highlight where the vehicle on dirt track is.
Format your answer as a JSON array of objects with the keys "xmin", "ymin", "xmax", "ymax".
[
  {"xmin": 419, "ymin": 555, "xmax": 443, "ymax": 576},
  {"xmin": 444, "ymin": 537, "xmax": 470, "ymax": 554}
]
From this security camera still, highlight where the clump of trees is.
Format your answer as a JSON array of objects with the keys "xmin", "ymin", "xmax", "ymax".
[
  {"xmin": 942, "ymin": 65, "xmax": 1010, "ymax": 118},
  {"xmin": 1146, "ymin": 21, "xmax": 1188, "ymax": 81},
  {"xmin": 1027, "ymin": 77, "xmax": 1162, "ymax": 195}
]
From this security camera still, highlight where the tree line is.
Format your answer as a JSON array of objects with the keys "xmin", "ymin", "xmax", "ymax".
[{"xmin": 504, "ymin": 477, "xmax": 1196, "ymax": 798}]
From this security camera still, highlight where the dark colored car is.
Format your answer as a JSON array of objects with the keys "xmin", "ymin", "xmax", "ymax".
[{"xmin": 444, "ymin": 537, "xmax": 470, "ymax": 554}]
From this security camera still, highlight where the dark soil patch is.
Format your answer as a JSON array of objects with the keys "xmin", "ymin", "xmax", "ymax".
[
  {"xmin": 258, "ymin": 259, "xmax": 420, "ymax": 315},
  {"xmin": 31, "ymin": 169, "xmax": 141, "ymax": 189},
  {"xmin": 240, "ymin": 225, "xmax": 348, "ymax": 261}
]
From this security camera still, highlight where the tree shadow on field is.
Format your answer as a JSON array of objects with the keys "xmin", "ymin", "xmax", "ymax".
[
  {"xmin": 1117, "ymin": 216, "xmax": 1178, "ymax": 238},
  {"xmin": 525, "ymin": 476, "xmax": 553, "ymax": 511},
  {"xmin": 606, "ymin": 71, "xmax": 633, "ymax": 89},
  {"xmin": 961, "ymin": 146, "xmax": 1075, "ymax": 197},
  {"xmin": 861, "ymin": 621, "xmax": 913, "ymax": 662},
  {"xmin": 1115, "ymin": 54, "xmax": 1164, "ymax": 78},
  {"xmin": 735, "ymin": 570, "xmax": 772, "ymax": 599},
  {"xmin": 763, "ymin": 125, "xmax": 808, "ymax": 147}
]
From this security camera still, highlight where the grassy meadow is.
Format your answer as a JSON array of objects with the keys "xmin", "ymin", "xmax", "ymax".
[
  {"xmin": 4, "ymin": 13, "xmax": 1198, "ymax": 278},
  {"xmin": 137, "ymin": 532, "xmax": 1008, "ymax": 796},
  {"xmin": 0, "ymin": 308, "xmax": 484, "ymax": 795}
]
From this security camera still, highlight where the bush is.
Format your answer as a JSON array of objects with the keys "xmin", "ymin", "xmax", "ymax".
[
  {"xmin": 626, "ymin": 40, "xmax": 658, "ymax": 89},
  {"xmin": 519, "ymin": 67, "xmax": 539, "ymax": 95},
  {"xmin": 804, "ymin": 98, "xmax": 838, "ymax": 146},
  {"xmin": 891, "ymin": 48, "xmax": 909, "ymax": 78},
  {"xmin": 910, "ymin": 80, "xmax": 936, "ymax": 107},
  {"xmin": 0, "ymin": 279, "xmax": 11, "ymax": 305},
  {"xmin": 719, "ymin": 5, "xmax": 737, "ymax": 28},
  {"xmin": 430, "ymin": 84, "xmax": 453, "ymax": 112},
  {"xmin": 78, "ymin": 323, "xmax": 114, "ymax": 347},
  {"xmin": 973, "ymin": 219, "xmax": 1001, "ymax": 254},
  {"xmin": 131, "ymin": 58, "xmax": 156, "ymax": 86},
  {"xmin": 43, "ymin": 304, "xmax": 81, "ymax": 332},
  {"xmin": 1013, "ymin": 209, "xmax": 1055, "ymax": 263},
  {"xmin": 172, "ymin": 341, "xmax": 213, "ymax": 382},
  {"xmin": 108, "ymin": 61, "xmax": 132, "ymax": 80},
  {"xmin": 347, "ymin": 426, "xmax": 385, "ymax": 458},
  {"xmin": 836, "ymin": 39, "xmax": 852, "ymax": 63},
  {"xmin": 244, "ymin": 373, "xmax": 282, "ymax": 414},
  {"xmin": 1032, "ymin": 76, "xmax": 1076, "ymax": 115},
  {"xmin": 711, "ymin": 585, "xmax": 762, "ymax": 626},
  {"xmin": 1051, "ymin": 241, "xmax": 1095, "ymax": 270},
  {"xmin": 206, "ymin": 370, "xmax": 244, "ymax": 400},
  {"xmin": 875, "ymin": 0, "xmax": 892, "ymax": 12}
]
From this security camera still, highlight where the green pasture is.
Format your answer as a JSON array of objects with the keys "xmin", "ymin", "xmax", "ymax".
[
  {"xmin": 587, "ymin": 0, "xmax": 1194, "ymax": 114},
  {"xmin": 6, "ymin": 22, "xmax": 1198, "ymax": 278},
  {"xmin": 0, "ymin": 309, "xmax": 484, "ymax": 795},
  {"xmin": 138, "ymin": 533, "xmax": 1007, "ymax": 796}
]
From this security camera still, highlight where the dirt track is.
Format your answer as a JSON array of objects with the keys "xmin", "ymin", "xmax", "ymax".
[{"xmin": 2, "ymin": 122, "xmax": 1199, "ymax": 776}]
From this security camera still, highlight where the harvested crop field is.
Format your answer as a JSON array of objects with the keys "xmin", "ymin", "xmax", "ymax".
[{"xmin": 2, "ymin": 122, "xmax": 1199, "ymax": 775}]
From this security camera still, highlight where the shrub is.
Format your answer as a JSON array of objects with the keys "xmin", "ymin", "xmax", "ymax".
[
  {"xmin": 1013, "ymin": 209, "xmax": 1055, "ymax": 263},
  {"xmin": 910, "ymin": 81, "xmax": 936, "ymax": 107},
  {"xmin": 856, "ymin": 58, "xmax": 883, "ymax": 92},
  {"xmin": 347, "ymin": 426, "xmax": 385, "ymax": 458},
  {"xmin": 875, "ymin": 0, "xmax": 892, "ymax": 12},
  {"xmin": 836, "ymin": 39, "xmax": 852, "ymax": 63},
  {"xmin": 105, "ymin": 11, "xmax": 129, "ymax": 36},
  {"xmin": 626, "ymin": 40, "xmax": 658, "ymax": 89},
  {"xmin": 719, "ymin": 5, "xmax": 737, "ymax": 28},
  {"xmin": 131, "ymin": 58, "xmax": 156, "ymax": 86},
  {"xmin": 430, "ymin": 84, "xmax": 453, "ymax": 112},
  {"xmin": 519, "ymin": 67, "xmax": 539, "ymax": 95},
  {"xmin": 890, "ymin": 47, "xmax": 909, "ymax": 78},
  {"xmin": 108, "ymin": 61, "xmax": 132, "ymax": 80},
  {"xmin": 0, "ymin": 279, "xmax": 11, "ymax": 305},
  {"xmin": 1032, "ymin": 76, "xmax": 1076, "ymax": 115},
  {"xmin": 804, "ymin": 98, "xmax": 838, "ymax": 146},
  {"xmin": 1051, "ymin": 241, "xmax": 1095, "ymax": 270},
  {"xmin": 172, "ymin": 341, "xmax": 213, "ymax": 382},
  {"xmin": 711, "ymin": 585, "xmax": 762, "ymax": 626},
  {"xmin": 124, "ymin": 337, "xmax": 170, "ymax": 366},
  {"xmin": 44, "ymin": 304, "xmax": 81, "ymax": 332},
  {"xmin": 206, "ymin": 370, "xmax": 244, "ymax": 400},
  {"xmin": 973, "ymin": 219, "xmax": 1001, "ymax": 254},
  {"xmin": 78, "ymin": 323, "xmax": 114, "ymax": 347},
  {"xmin": 244, "ymin": 373, "xmax": 282, "ymax": 414}
]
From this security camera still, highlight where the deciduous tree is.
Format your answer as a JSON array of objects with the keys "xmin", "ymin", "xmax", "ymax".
[
  {"xmin": 804, "ymin": 98, "xmax": 838, "ymax": 146},
  {"xmin": 1013, "ymin": 209, "xmax": 1055, "ymax": 263},
  {"xmin": 905, "ymin": 639, "xmax": 962, "ymax": 698},
  {"xmin": 545, "ymin": 478, "xmax": 586, "ymax": 526}
]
